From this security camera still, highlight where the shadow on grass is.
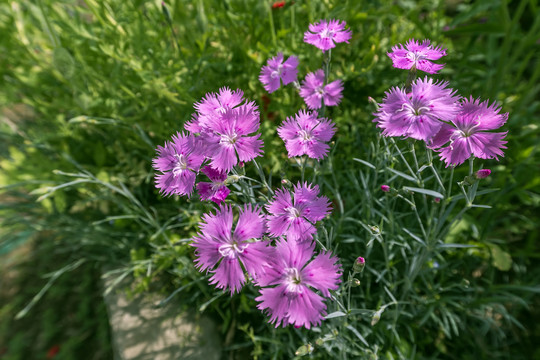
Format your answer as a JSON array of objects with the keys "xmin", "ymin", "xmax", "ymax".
[{"xmin": 0, "ymin": 235, "xmax": 113, "ymax": 360}]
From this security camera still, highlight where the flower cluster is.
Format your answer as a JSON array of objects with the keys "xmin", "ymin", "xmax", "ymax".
[
  {"xmin": 188, "ymin": 87, "xmax": 263, "ymax": 172},
  {"xmin": 154, "ymin": 19, "xmax": 350, "ymax": 330},
  {"xmin": 152, "ymin": 87, "xmax": 264, "ymax": 202},
  {"xmin": 259, "ymin": 19, "xmax": 352, "ymax": 159},
  {"xmin": 374, "ymin": 39, "xmax": 509, "ymax": 167},
  {"xmin": 190, "ymin": 182, "xmax": 340, "ymax": 329}
]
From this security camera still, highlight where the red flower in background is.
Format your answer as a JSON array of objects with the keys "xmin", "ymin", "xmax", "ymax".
[
  {"xmin": 46, "ymin": 345, "xmax": 60, "ymax": 359},
  {"xmin": 272, "ymin": 1, "xmax": 286, "ymax": 9}
]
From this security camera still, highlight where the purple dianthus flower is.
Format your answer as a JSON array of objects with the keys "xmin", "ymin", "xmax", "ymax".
[
  {"xmin": 185, "ymin": 87, "xmax": 245, "ymax": 133},
  {"xmin": 259, "ymin": 52, "xmax": 299, "ymax": 93},
  {"xmin": 304, "ymin": 19, "xmax": 352, "ymax": 52},
  {"xmin": 374, "ymin": 77, "xmax": 460, "ymax": 142},
  {"xmin": 387, "ymin": 39, "xmax": 447, "ymax": 74},
  {"xmin": 184, "ymin": 88, "xmax": 264, "ymax": 172},
  {"xmin": 152, "ymin": 132, "xmax": 204, "ymax": 197},
  {"xmin": 196, "ymin": 166, "xmax": 230, "ymax": 204},
  {"xmin": 255, "ymin": 239, "xmax": 342, "ymax": 329},
  {"xmin": 266, "ymin": 182, "xmax": 331, "ymax": 243},
  {"xmin": 430, "ymin": 97, "xmax": 508, "ymax": 167},
  {"xmin": 191, "ymin": 204, "xmax": 272, "ymax": 293},
  {"xmin": 277, "ymin": 110, "xmax": 336, "ymax": 160},
  {"xmin": 201, "ymin": 104, "xmax": 264, "ymax": 172},
  {"xmin": 299, "ymin": 69, "xmax": 343, "ymax": 110}
]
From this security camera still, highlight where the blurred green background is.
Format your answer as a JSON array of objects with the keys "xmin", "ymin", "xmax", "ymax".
[{"xmin": 1, "ymin": 0, "xmax": 539, "ymax": 359}]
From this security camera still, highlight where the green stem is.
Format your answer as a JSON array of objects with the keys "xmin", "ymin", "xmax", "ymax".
[
  {"xmin": 268, "ymin": 4, "xmax": 277, "ymax": 48},
  {"xmin": 298, "ymin": 156, "xmax": 307, "ymax": 183},
  {"xmin": 320, "ymin": 49, "xmax": 332, "ymax": 118},
  {"xmin": 252, "ymin": 159, "xmax": 274, "ymax": 196},
  {"xmin": 405, "ymin": 67, "xmax": 417, "ymax": 93},
  {"xmin": 447, "ymin": 167, "xmax": 454, "ymax": 198},
  {"xmin": 410, "ymin": 141, "xmax": 419, "ymax": 173},
  {"xmin": 427, "ymin": 149, "xmax": 445, "ymax": 192},
  {"xmin": 390, "ymin": 138, "xmax": 416, "ymax": 180},
  {"xmin": 38, "ymin": 0, "xmax": 60, "ymax": 47},
  {"xmin": 410, "ymin": 196, "xmax": 428, "ymax": 240}
]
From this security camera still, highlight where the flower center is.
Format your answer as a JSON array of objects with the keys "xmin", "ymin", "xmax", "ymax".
[
  {"xmin": 172, "ymin": 154, "xmax": 187, "ymax": 176},
  {"xmin": 218, "ymin": 241, "xmax": 247, "ymax": 259},
  {"xmin": 457, "ymin": 118, "xmax": 482, "ymax": 138},
  {"xmin": 399, "ymin": 102, "xmax": 431, "ymax": 117},
  {"xmin": 271, "ymin": 64, "xmax": 283, "ymax": 79},
  {"xmin": 284, "ymin": 267, "xmax": 303, "ymax": 293},
  {"xmin": 220, "ymin": 132, "xmax": 238, "ymax": 146},
  {"xmin": 211, "ymin": 181, "xmax": 225, "ymax": 192},
  {"xmin": 321, "ymin": 29, "xmax": 335, "ymax": 39},
  {"xmin": 286, "ymin": 206, "xmax": 301, "ymax": 219},
  {"xmin": 408, "ymin": 51, "xmax": 427, "ymax": 64},
  {"xmin": 316, "ymin": 86, "xmax": 325, "ymax": 97},
  {"xmin": 298, "ymin": 129, "xmax": 312, "ymax": 142}
]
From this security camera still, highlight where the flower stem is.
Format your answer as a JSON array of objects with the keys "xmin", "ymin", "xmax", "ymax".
[
  {"xmin": 267, "ymin": 2, "xmax": 277, "ymax": 48},
  {"xmin": 320, "ymin": 49, "xmax": 332, "ymax": 118},
  {"xmin": 252, "ymin": 159, "xmax": 274, "ymax": 196},
  {"xmin": 405, "ymin": 67, "xmax": 417, "ymax": 93}
]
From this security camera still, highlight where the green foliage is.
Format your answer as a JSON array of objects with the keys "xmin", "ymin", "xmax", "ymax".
[
  {"xmin": 1, "ymin": 0, "xmax": 539, "ymax": 359},
  {"xmin": 0, "ymin": 236, "xmax": 112, "ymax": 360}
]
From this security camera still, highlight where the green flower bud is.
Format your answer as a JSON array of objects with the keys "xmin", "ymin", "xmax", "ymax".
[
  {"xmin": 369, "ymin": 225, "xmax": 380, "ymax": 235},
  {"xmin": 371, "ymin": 309, "xmax": 383, "ymax": 326},
  {"xmin": 295, "ymin": 343, "xmax": 313, "ymax": 356},
  {"xmin": 226, "ymin": 174, "xmax": 241, "ymax": 184}
]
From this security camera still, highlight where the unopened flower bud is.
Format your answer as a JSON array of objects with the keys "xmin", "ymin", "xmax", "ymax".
[
  {"xmin": 226, "ymin": 175, "xmax": 241, "ymax": 184},
  {"xmin": 380, "ymin": 185, "xmax": 390, "ymax": 192},
  {"xmin": 434, "ymin": 197, "xmax": 441, "ymax": 203},
  {"xmin": 315, "ymin": 338, "xmax": 324, "ymax": 347},
  {"xmin": 238, "ymin": 161, "xmax": 245, "ymax": 168},
  {"xmin": 161, "ymin": 2, "xmax": 172, "ymax": 24},
  {"xmin": 353, "ymin": 257, "xmax": 365, "ymax": 273},
  {"xmin": 369, "ymin": 225, "xmax": 380, "ymax": 235},
  {"xmin": 371, "ymin": 309, "xmax": 383, "ymax": 326},
  {"xmin": 351, "ymin": 278, "xmax": 361, "ymax": 287},
  {"xmin": 295, "ymin": 343, "xmax": 313, "ymax": 356},
  {"xmin": 367, "ymin": 96, "xmax": 380, "ymax": 110},
  {"xmin": 475, "ymin": 169, "xmax": 491, "ymax": 179},
  {"xmin": 281, "ymin": 178, "xmax": 291, "ymax": 187},
  {"xmin": 367, "ymin": 351, "xmax": 378, "ymax": 360}
]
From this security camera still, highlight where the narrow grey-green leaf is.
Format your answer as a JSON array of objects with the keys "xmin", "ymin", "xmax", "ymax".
[
  {"xmin": 353, "ymin": 158, "xmax": 376, "ymax": 169},
  {"xmin": 387, "ymin": 168, "xmax": 416, "ymax": 182},
  {"xmin": 325, "ymin": 311, "xmax": 347, "ymax": 319},
  {"xmin": 403, "ymin": 186, "xmax": 444, "ymax": 199}
]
